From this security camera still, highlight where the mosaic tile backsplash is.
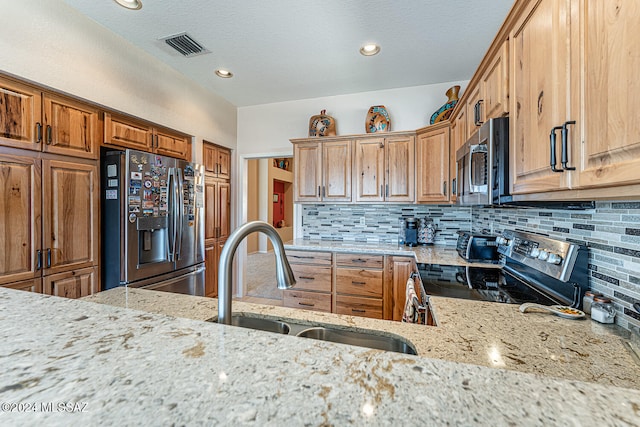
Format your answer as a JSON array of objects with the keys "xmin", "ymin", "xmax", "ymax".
[
  {"xmin": 301, "ymin": 204, "xmax": 472, "ymax": 246},
  {"xmin": 301, "ymin": 202, "xmax": 640, "ymax": 334}
]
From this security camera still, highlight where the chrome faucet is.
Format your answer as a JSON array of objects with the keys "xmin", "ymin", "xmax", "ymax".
[{"xmin": 217, "ymin": 221, "xmax": 296, "ymax": 324}]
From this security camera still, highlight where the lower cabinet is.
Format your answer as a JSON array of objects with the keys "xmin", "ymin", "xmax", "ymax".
[
  {"xmin": 283, "ymin": 250, "xmax": 332, "ymax": 311},
  {"xmin": 205, "ymin": 240, "xmax": 225, "ymax": 298},
  {"xmin": 1, "ymin": 278, "xmax": 42, "ymax": 293},
  {"xmin": 42, "ymin": 267, "xmax": 98, "ymax": 299},
  {"xmin": 335, "ymin": 254, "xmax": 384, "ymax": 319},
  {"xmin": 389, "ymin": 257, "xmax": 414, "ymax": 321},
  {"xmin": 283, "ymin": 289, "xmax": 332, "ymax": 313}
]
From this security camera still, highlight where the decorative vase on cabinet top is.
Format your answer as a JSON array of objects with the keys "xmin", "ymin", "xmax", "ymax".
[
  {"xmin": 430, "ymin": 85, "xmax": 460, "ymax": 124},
  {"xmin": 366, "ymin": 105, "xmax": 391, "ymax": 133},
  {"xmin": 308, "ymin": 110, "xmax": 336, "ymax": 137}
]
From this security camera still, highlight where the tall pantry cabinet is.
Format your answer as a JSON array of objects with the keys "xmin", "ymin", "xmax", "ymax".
[
  {"xmin": 0, "ymin": 75, "xmax": 99, "ymax": 298},
  {"xmin": 203, "ymin": 141, "xmax": 231, "ymax": 297}
]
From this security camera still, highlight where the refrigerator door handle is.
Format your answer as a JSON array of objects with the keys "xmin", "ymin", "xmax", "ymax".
[
  {"xmin": 167, "ymin": 167, "xmax": 177, "ymax": 262},
  {"xmin": 176, "ymin": 168, "xmax": 185, "ymax": 260}
]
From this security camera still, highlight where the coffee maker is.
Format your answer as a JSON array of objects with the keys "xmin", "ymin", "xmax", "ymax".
[{"xmin": 400, "ymin": 217, "xmax": 419, "ymax": 247}]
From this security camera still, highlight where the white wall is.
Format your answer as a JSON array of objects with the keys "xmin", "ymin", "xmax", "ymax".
[
  {"xmin": 0, "ymin": 0, "xmax": 237, "ymax": 162},
  {"xmin": 236, "ymin": 80, "xmax": 468, "ymax": 156}
]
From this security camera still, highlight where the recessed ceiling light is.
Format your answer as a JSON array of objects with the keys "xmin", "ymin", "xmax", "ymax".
[
  {"xmin": 215, "ymin": 69, "xmax": 234, "ymax": 78},
  {"xmin": 113, "ymin": 0, "xmax": 142, "ymax": 10},
  {"xmin": 360, "ymin": 43, "xmax": 380, "ymax": 56}
]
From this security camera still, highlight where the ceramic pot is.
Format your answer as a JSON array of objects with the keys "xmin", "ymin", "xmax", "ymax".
[
  {"xmin": 308, "ymin": 110, "xmax": 336, "ymax": 137},
  {"xmin": 366, "ymin": 105, "xmax": 391, "ymax": 133},
  {"xmin": 430, "ymin": 86, "xmax": 460, "ymax": 124}
]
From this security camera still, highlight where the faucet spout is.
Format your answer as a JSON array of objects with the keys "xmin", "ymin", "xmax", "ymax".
[{"xmin": 217, "ymin": 221, "xmax": 296, "ymax": 325}]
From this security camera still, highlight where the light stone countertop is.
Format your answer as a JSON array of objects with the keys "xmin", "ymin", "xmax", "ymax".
[
  {"xmin": 285, "ymin": 239, "xmax": 500, "ymax": 266},
  {"xmin": 2, "ymin": 287, "xmax": 640, "ymax": 426}
]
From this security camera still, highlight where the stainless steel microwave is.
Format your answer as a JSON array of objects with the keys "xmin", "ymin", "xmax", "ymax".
[{"xmin": 456, "ymin": 117, "xmax": 511, "ymax": 206}]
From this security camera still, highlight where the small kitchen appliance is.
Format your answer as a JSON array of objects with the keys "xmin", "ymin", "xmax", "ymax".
[
  {"xmin": 456, "ymin": 231, "xmax": 499, "ymax": 262},
  {"xmin": 401, "ymin": 218, "xmax": 419, "ymax": 247}
]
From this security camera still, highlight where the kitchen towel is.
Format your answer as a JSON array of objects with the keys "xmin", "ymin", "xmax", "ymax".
[{"xmin": 403, "ymin": 277, "xmax": 420, "ymax": 323}]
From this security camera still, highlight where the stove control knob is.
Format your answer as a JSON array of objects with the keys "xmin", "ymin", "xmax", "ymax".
[
  {"xmin": 537, "ymin": 250, "xmax": 549, "ymax": 261},
  {"xmin": 547, "ymin": 253, "xmax": 563, "ymax": 265},
  {"xmin": 496, "ymin": 236, "xmax": 510, "ymax": 246},
  {"xmin": 530, "ymin": 248, "xmax": 541, "ymax": 258}
]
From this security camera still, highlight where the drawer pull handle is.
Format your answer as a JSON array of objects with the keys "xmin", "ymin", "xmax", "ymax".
[
  {"xmin": 299, "ymin": 276, "xmax": 315, "ymax": 280},
  {"xmin": 298, "ymin": 302, "xmax": 315, "ymax": 307},
  {"xmin": 352, "ymin": 281, "xmax": 367, "ymax": 285},
  {"xmin": 352, "ymin": 309, "xmax": 366, "ymax": 313},
  {"xmin": 292, "ymin": 255, "xmax": 313, "ymax": 259},
  {"xmin": 352, "ymin": 259, "xmax": 366, "ymax": 263}
]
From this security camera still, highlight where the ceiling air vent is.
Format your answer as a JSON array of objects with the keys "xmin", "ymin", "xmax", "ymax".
[{"xmin": 160, "ymin": 32, "xmax": 209, "ymax": 57}]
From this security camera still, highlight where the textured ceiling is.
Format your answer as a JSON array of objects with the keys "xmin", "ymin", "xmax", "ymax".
[{"xmin": 61, "ymin": 0, "xmax": 513, "ymax": 107}]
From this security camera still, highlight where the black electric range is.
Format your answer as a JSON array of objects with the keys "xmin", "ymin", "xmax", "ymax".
[{"xmin": 418, "ymin": 230, "xmax": 589, "ymax": 308}]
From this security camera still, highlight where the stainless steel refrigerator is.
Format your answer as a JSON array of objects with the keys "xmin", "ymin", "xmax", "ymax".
[{"xmin": 101, "ymin": 148, "xmax": 205, "ymax": 295}]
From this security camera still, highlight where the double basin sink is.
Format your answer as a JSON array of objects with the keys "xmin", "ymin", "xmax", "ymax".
[{"xmin": 208, "ymin": 314, "xmax": 417, "ymax": 355}]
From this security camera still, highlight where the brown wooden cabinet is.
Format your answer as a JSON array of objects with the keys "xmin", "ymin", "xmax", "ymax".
[
  {"xmin": 283, "ymin": 250, "xmax": 333, "ymax": 312},
  {"xmin": 0, "ymin": 148, "xmax": 99, "ymax": 298},
  {"xmin": 570, "ymin": 0, "xmax": 640, "ymax": 191},
  {"xmin": 1, "ymin": 278, "xmax": 42, "ymax": 293},
  {"xmin": 0, "ymin": 75, "xmax": 100, "ymax": 160},
  {"xmin": 203, "ymin": 142, "xmax": 231, "ymax": 179},
  {"xmin": 482, "ymin": 40, "xmax": 509, "ymax": 121},
  {"xmin": 353, "ymin": 133, "xmax": 415, "ymax": 203},
  {"xmin": 292, "ymin": 139, "xmax": 352, "ymax": 202},
  {"xmin": 416, "ymin": 123, "xmax": 450, "ymax": 203},
  {"xmin": 335, "ymin": 254, "xmax": 384, "ymax": 319},
  {"xmin": 43, "ymin": 267, "xmax": 97, "ymax": 299},
  {"xmin": 510, "ymin": 0, "xmax": 573, "ymax": 194},
  {"xmin": 203, "ymin": 142, "xmax": 231, "ymax": 297},
  {"xmin": 449, "ymin": 107, "xmax": 467, "ymax": 203},
  {"xmin": 104, "ymin": 112, "xmax": 191, "ymax": 161},
  {"xmin": 388, "ymin": 257, "xmax": 414, "ymax": 322},
  {"xmin": 465, "ymin": 84, "xmax": 483, "ymax": 139}
]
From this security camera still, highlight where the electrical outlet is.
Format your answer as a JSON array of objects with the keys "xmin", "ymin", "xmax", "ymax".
[{"xmin": 359, "ymin": 217, "xmax": 366, "ymax": 226}]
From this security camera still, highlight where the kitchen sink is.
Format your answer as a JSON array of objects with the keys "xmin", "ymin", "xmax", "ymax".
[
  {"xmin": 296, "ymin": 327, "xmax": 417, "ymax": 355},
  {"xmin": 206, "ymin": 314, "xmax": 417, "ymax": 355},
  {"xmin": 206, "ymin": 315, "xmax": 290, "ymax": 334}
]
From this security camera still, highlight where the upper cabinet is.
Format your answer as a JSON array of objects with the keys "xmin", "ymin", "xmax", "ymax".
[
  {"xmin": 509, "ymin": 0, "xmax": 640, "ymax": 197},
  {"xmin": 203, "ymin": 141, "xmax": 231, "ymax": 179},
  {"xmin": 510, "ymin": 0, "xmax": 573, "ymax": 194},
  {"xmin": 354, "ymin": 133, "xmax": 415, "ymax": 203},
  {"xmin": 293, "ymin": 139, "xmax": 352, "ymax": 202},
  {"xmin": 416, "ymin": 123, "xmax": 450, "ymax": 203},
  {"xmin": 0, "ymin": 76, "xmax": 100, "ymax": 159},
  {"xmin": 571, "ymin": 0, "xmax": 640, "ymax": 191},
  {"xmin": 103, "ymin": 112, "xmax": 191, "ymax": 161},
  {"xmin": 449, "ymin": 107, "xmax": 467, "ymax": 203}
]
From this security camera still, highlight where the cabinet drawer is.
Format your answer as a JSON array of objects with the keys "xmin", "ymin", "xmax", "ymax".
[
  {"xmin": 335, "ymin": 253, "xmax": 383, "ymax": 269},
  {"xmin": 335, "ymin": 268, "xmax": 383, "ymax": 298},
  {"xmin": 283, "ymin": 290, "xmax": 331, "ymax": 313},
  {"xmin": 285, "ymin": 250, "xmax": 332, "ymax": 265},
  {"xmin": 335, "ymin": 295, "xmax": 383, "ymax": 319},
  {"xmin": 290, "ymin": 264, "xmax": 331, "ymax": 292}
]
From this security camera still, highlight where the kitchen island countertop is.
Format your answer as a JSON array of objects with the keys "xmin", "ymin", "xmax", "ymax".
[{"xmin": 2, "ymin": 287, "xmax": 640, "ymax": 426}]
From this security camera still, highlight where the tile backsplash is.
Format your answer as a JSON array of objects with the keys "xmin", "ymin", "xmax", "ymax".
[
  {"xmin": 301, "ymin": 204, "xmax": 471, "ymax": 245},
  {"xmin": 301, "ymin": 202, "xmax": 640, "ymax": 334}
]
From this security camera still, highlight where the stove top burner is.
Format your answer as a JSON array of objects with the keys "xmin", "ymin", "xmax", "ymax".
[{"xmin": 418, "ymin": 264, "xmax": 559, "ymax": 306}]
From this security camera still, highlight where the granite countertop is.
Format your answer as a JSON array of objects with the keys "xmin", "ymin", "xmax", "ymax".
[
  {"xmin": 2, "ymin": 287, "xmax": 640, "ymax": 426},
  {"xmin": 83, "ymin": 287, "xmax": 640, "ymax": 390},
  {"xmin": 284, "ymin": 239, "xmax": 499, "ymax": 267}
]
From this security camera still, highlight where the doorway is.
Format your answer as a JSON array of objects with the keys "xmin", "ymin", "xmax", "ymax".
[{"xmin": 240, "ymin": 156, "xmax": 294, "ymax": 305}]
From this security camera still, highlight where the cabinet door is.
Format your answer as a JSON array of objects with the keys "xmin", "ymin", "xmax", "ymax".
[
  {"xmin": 354, "ymin": 138, "xmax": 385, "ymax": 202},
  {"xmin": 205, "ymin": 244, "xmax": 217, "ymax": 297},
  {"xmin": 482, "ymin": 40, "xmax": 509, "ymax": 120},
  {"xmin": 449, "ymin": 110, "xmax": 466, "ymax": 202},
  {"xmin": 390, "ymin": 258, "xmax": 413, "ymax": 321},
  {"xmin": 293, "ymin": 142, "xmax": 322, "ymax": 202},
  {"xmin": 217, "ymin": 147, "xmax": 231, "ymax": 180},
  {"xmin": 465, "ymin": 84, "xmax": 483, "ymax": 138},
  {"xmin": 42, "ymin": 93, "xmax": 100, "ymax": 160},
  {"xmin": 203, "ymin": 143, "xmax": 217, "ymax": 175},
  {"xmin": 155, "ymin": 129, "xmax": 190, "ymax": 160},
  {"xmin": 385, "ymin": 136, "xmax": 415, "ymax": 202},
  {"xmin": 204, "ymin": 177, "xmax": 216, "ymax": 245},
  {"xmin": 322, "ymin": 140, "xmax": 351, "ymax": 201},
  {"xmin": 416, "ymin": 127, "xmax": 450, "ymax": 203},
  {"xmin": 216, "ymin": 181, "xmax": 231, "ymax": 240},
  {"xmin": 42, "ymin": 159, "xmax": 98, "ymax": 275},
  {"xmin": 103, "ymin": 113, "xmax": 153, "ymax": 152},
  {"xmin": 43, "ymin": 266, "xmax": 97, "ymax": 299},
  {"xmin": 1, "ymin": 278, "xmax": 41, "ymax": 293},
  {"xmin": 0, "ymin": 77, "xmax": 42, "ymax": 151},
  {"xmin": 575, "ymin": 0, "xmax": 640, "ymax": 189},
  {"xmin": 510, "ymin": 0, "xmax": 573, "ymax": 194},
  {"xmin": 0, "ymin": 153, "xmax": 41, "ymax": 285}
]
